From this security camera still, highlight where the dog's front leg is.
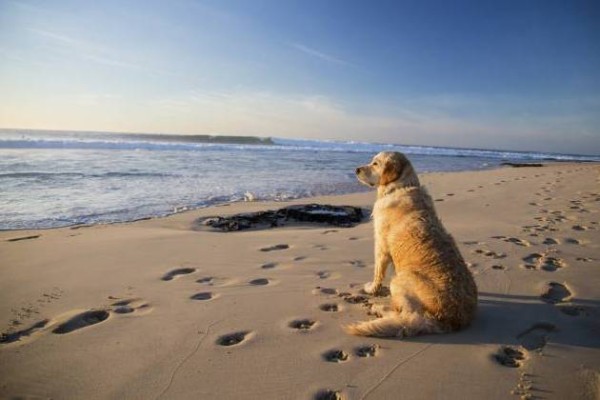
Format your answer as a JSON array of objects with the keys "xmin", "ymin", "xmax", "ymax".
[{"xmin": 364, "ymin": 248, "xmax": 391, "ymax": 295}]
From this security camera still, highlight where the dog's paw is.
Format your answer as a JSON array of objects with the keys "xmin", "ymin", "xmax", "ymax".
[
  {"xmin": 368, "ymin": 303, "xmax": 388, "ymax": 317},
  {"xmin": 363, "ymin": 282, "xmax": 381, "ymax": 295}
]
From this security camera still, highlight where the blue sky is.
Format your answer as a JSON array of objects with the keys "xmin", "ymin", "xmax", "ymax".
[{"xmin": 1, "ymin": 0, "xmax": 599, "ymax": 154}]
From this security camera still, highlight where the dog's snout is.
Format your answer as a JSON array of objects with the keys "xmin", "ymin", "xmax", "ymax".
[{"xmin": 355, "ymin": 167, "xmax": 361, "ymax": 175}]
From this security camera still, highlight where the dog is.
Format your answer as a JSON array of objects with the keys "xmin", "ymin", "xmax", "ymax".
[{"xmin": 344, "ymin": 151, "xmax": 477, "ymax": 337}]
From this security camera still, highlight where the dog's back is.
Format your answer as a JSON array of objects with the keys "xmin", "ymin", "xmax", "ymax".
[{"xmin": 388, "ymin": 187, "xmax": 477, "ymax": 330}]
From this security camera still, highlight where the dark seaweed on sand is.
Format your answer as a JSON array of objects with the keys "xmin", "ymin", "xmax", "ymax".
[{"xmin": 200, "ymin": 204, "xmax": 364, "ymax": 231}]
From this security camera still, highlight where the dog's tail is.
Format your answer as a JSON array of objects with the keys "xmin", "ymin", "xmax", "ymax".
[{"xmin": 343, "ymin": 311, "xmax": 442, "ymax": 338}]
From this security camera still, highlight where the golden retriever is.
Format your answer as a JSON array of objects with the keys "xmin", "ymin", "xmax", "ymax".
[{"xmin": 344, "ymin": 151, "xmax": 477, "ymax": 337}]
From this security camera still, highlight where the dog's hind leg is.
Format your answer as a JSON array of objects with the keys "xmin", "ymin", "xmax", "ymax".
[
  {"xmin": 389, "ymin": 273, "xmax": 444, "ymax": 336},
  {"xmin": 346, "ymin": 274, "xmax": 443, "ymax": 337}
]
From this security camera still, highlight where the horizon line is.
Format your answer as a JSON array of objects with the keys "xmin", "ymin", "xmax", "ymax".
[{"xmin": 1, "ymin": 127, "xmax": 599, "ymax": 158}]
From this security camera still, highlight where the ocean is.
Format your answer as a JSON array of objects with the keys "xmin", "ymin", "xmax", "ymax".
[{"xmin": 1, "ymin": 129, "xmax": 598, "ymax": 230}]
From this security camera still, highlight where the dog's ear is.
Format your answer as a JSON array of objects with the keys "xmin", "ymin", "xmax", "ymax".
[
  {"xmin": 379, "ymin": 154, "xmax": 420, "ymax": 187},
  {"xmin": 379, "ymin": 158, "xmax": 402, "ymax": 186}
]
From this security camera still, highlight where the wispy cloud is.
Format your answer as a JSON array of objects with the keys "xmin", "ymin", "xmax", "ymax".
[
  {"xmin": 27, "ymin": 27, "xmax": 144, "ymax": 71},
  {"xmin": 82, "ymin": 54, "xmax": 142, "ymax": 70},
  {"xmin": 290, "ymin": 43, "xmax": 353, "ymax": 66},
  {"xmin": 27, "ymin": 28, "xmax": 80, "ymax": 46},
  {"xmin": 138, "ymin": 89, "xmax": 600, "ymax": 154},
  {"xmin": 145, "ymin": 89, "xmax": 482, "ymax": 140}
]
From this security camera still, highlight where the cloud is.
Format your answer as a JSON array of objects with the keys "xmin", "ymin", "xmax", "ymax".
[
  {"xmin": 290, "ymin": 43, "xmax": 353, "ymax": 66},
  {"xmin": 26, "ymin": 27, "xmax": 144, "ymax": 71},
  {"xmin": 137, "ymin": 89, "xmax": 600, "ymax": 154},
  {"xmin": 143, "ymin": 90, "xmax": 479, "ymax": 140},
  {"xmin": 3, "ymin": 85, "xmax": 598, "ymax": 155},
  {"xmin": 82, "ymin": 54, "xmax": 142, "ymax": 70},
  {"xmin": 27, "ymin": 28, "xmax": 80, "ymax": 46}
]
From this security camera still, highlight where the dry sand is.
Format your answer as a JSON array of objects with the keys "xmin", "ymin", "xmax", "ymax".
[{"xmin": 1, "ymin": 163, "xmax": 599, "ymax": 400}]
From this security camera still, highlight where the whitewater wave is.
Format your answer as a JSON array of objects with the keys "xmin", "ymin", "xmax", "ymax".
[
  {"xmin": 1, "ymin": 135, "xmax": 598, "ymax": 162},
  {"xmin": 1, "ymin": 129, "xmax": 598, "ymax": 230},
  {"xmin": 0, "ymin": 171, "xmax": 174, "ymax": 179},
  {"xmin": 271, "ymin": 138, "xmax": 600, "ymax": 162}
]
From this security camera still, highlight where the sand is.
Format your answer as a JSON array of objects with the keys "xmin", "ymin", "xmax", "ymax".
[{"xmin": 1, "ymin": 163, "xmax": 599, "ymax": 400}]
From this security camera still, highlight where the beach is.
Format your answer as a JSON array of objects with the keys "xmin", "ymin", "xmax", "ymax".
[{"xmin": 1, "ymin": 162, "xmax": 599, "ymax": 399}]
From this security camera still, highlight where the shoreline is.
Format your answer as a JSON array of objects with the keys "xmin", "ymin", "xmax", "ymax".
[
  {"xmin": 1, "ymin": 163, "xmax": 599, "ymax": 399},
  {"xmin": 3, "ymin": 161, "xmax": 597, "ymax": 234}
]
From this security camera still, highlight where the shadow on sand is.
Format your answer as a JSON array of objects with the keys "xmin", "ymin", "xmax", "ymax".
[{"xmin": 393, "ymin": 291, "xmax": 600, "ymax": 349}]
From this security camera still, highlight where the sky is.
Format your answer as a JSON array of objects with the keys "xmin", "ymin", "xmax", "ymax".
[{"xmin": 0, "ymin": 0, "xmax": 599, "ymax": 155}]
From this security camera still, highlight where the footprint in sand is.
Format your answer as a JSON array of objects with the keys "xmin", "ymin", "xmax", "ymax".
[
  {"xmin": 492, "ymin": 265, "xmax": 506, "ymax": 270},
  {"xmin": 521, "ymin": 254, "xmax": 566, "ymax": 271},
  {"xmin": 494, "ymin": 346, "xmax": 527, "ymax": 368},
  {"xmin": 161, "ymin": 267, "xmax": 196, "ymax": 281},
  {"xmin": 319, "ymin": 303, "xmax": 340, "ymax": 312},
  {"xmin": 0, "ymin": 319, "xmax": 50, "ymax": 344},
  {"xmin": 216, "ymin": 331, "xmax": 252, "ymax": 346},
  {"xmin": 341, "ymin": 294, "xmax": 370, "ymax": 305},
  {"xmin": 543, "ymin": 237, "xmax": 560, "ymax": 245},
  {"xmin": 540, "ymin": 282, "xmax": 572, "ymax": 304},
  {"xmin": 517, "ymin": 322, "xmax": 557, "ymax": 351},
  {"xmin": 323, "ymin": 349, "xmax": 350, "ymax": 363},
  {"xmin": 540, "ymin": 257, "xmax": 566, "ymax": 272},
  {"xmin": 260, "ymin": 244, "xmax": 289, "ymax": 252},
  {"xmin": 473, "ymin": 249, "xmax": 507, "ymax": 259},
  {"xmin": 348, "ymin": 237, "xmax": 360, "ymax": 241},
  {"xmin": 347, "ymin": 260, "xmax": 366, "ymax": 268},
  {"xmin": 110, "ymin": 298, "xmax": 151, "ymax": 314},
  {"xmin": 52, "ymin": 310, "xmax": 110, "ymax": 334},
  {"xmin": 249, "ymin": 278, "xmax": 270, "ymax": 286},
  {"xmin": 314, "ymin": 390, "xmax": 344, "ymax": 400},
  {"xmin": 316, "ymin": 271, "xmax": 331, "ymax": 279},
  {"xmin": 289, "ymin": 319, "xmax": 317, "ymax": 331},
  {"xmin": 322, "ymin": 230, "xmax": 338, "ymax": 234},
  {"xmin": 503, "ymin": 237, "xmax": 530, "ymax": 247},
  {"xmin": 557, "ymin": 305, "xmax": 589, "ymax": 317},
  {"xmin": 190, "ymin": 292, "xmax": 216, "ymax": 301},
  {"xmin": 463, "ymin": 241, "xmax": 484, "ymax": 246},
  {"xmin": 196, "ymin": 276, "xmax": 233, "ymax": 287},
  {"xmin": 576, "ymin": 257, "xmax": 594, "ymax": 262},
  {"xmin": 355, "ymin": 344, "xmax": 379, "ymax": 358},
  {"xmin": 261, "ymin": 262, "xmax": 278, "ymax": 269},
  {"xmin": 564, "ymin": 238, "xmax": 582, "ymax": 245},
  {"xmin": 3, "ymin": 299, "xmax": 151, "ymax": 343},
  {"xmin": 293, "ymin": 256, "xmax": 307, "ymax": 261},
  {"xmin": 314, "ymin": 287, "xmax": 338, "ymax": 295},
  {"xmin": 572, "ymin": 225, "xmax": 589, "ymax": 231}
]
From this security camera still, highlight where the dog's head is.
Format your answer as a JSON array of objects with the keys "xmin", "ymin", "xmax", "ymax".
[{"xmin": 355, "ymin": 151, "xmax": 419, "ymax": 189}]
